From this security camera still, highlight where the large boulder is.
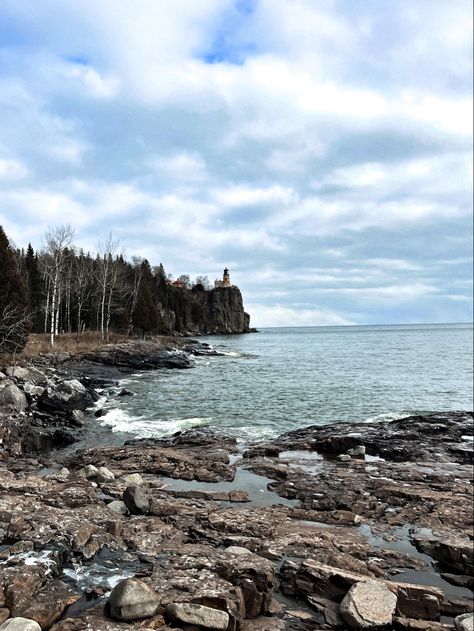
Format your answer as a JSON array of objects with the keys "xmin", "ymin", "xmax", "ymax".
[
  {"xmin": 339, "ymin": 580, "xmax": 397, "ymax": 629},
  {"xmin": 456, "ymin": 613, "xmax": 474, "ymax": 631},
  {"xmin": 38, "ymin": 379, "xmax": 93, "ymax": 414},
  {"xmin": 165, "ymin": 603, "xmax": 229, "ymax": 630},
  {"xmin": 0, "ymin": 384, "xmax": 27, "ymax": 413},
  {"xmin": 123, "ymin": 485, "xmax": 150, "ymax": 514},
  {"xmin": 5, "ymin": 366, "xmax": 47, "ymax": 385},
  {"xmin": 108, "ymin": 578, "xmax": 159, "ymax": 621},
  {"xmin": 0, "ymin": 619, "xmax": 42, "ymax": 631}
]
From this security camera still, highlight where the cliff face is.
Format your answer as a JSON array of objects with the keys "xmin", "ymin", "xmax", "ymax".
[{"xmin": 156, "ymin": 285, "xmax": 251, "ymax": 335}]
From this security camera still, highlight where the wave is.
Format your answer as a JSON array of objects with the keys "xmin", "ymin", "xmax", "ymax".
[
  {"xmin": 99, "ymin": 408, "xmax": 212, "ymax": 438},
  {"xmin": 362, "ymin": 411, "xmax": 413, "ymax": 423}
]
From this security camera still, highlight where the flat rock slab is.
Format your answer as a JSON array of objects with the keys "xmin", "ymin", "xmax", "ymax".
[
  {"xmin": 340, "ymin": 580, "xmax": 397, "ymax": 628},
  {"xmin": 166, "ymin": 603, "xmax": 229, "ymax": 629}
]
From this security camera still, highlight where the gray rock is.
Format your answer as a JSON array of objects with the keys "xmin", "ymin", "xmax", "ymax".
[
  {"xmin": 166, "ymin": 603, "xmax": 229, "ymax": 630},
  {"xmin": 109, "ymin": 578, "xmax": 159, "ymax": 621},
  {"xmin": 83, "ymin": 464, "xmax": 99, "ymax": 479},
  {"xmin": 6, "ymin": 366, "xmax": 47, "ymax": 385},
  {"xmin": 70, "ymin": 409, "xmax": 85, "ymax": 426},
  {"xmin": 23, "ymin": 382, "xmax": 44, "ymax": 397},
  {"xmin": 0, "ymin": 371, "xmax": 6, "ymax": 379},
  {"xmin": 347, "ymin": 445, "xmax": 366, "ymax": 457},
  {"xmin": 0, "ymin": 618, "xmax": 42, "ymax": 631},
  {"xmin": 339, "ymin": 580, "xmax": 397, "ymax": 629},
  {"xmin": 121, "ymin": 473, "xmax": 143, "ymax": 486},
  {"xmin": 123, "ymin": 485, "xmax": 150, "ymax": 514},
  {"xmin": 337, "ymin": 454, "xmax": 352, "ymax": 462},
  {"xmin": 95, "ymin": 466, "xmax": 115, "ymax": 483},
  {"xmin": 5, "ymin": 366, "xmax": 30, "ymax": 380},
  {"xmin": 456, "ymin": 613, "xmax": 474, "ymax": 631},
  {"xmin": 225, "ymin": 546, "xmax": 253, "ymax": 556},
  {"xmin": 0, "ymin": 384, "xmax": 27, "ymax": 413},
  {"xmin": 39, "ymin": 379, "xmax": 93, "ymax": 413},
  {"xmin": 108, "ymin": 500, "xmax": 128, "ymax": 515}
]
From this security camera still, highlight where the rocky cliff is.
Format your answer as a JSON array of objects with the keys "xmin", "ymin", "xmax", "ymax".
[{"xmin": 156, "ymin": 285, "xmax": 251, "ymax": 335}]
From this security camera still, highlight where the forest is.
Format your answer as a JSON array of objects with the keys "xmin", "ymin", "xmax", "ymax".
[{"xmin": 0, "ymin": 224, "xmax": 218, "ymax": 355}]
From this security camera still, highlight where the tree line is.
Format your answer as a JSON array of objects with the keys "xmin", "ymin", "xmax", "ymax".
[{"xmin": 0, "ymin": 224, "xmax": 213, "ymax": 354}]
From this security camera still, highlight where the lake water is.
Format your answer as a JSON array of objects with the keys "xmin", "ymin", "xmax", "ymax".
[{"xmin": 95, "ymin": 323, "xmax": 473, "ymax": 444}]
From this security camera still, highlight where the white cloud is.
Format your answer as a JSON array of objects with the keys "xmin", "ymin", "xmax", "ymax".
[{"xmin": 247, "ymin": 303, "xmax": 354, "ymax": 328}]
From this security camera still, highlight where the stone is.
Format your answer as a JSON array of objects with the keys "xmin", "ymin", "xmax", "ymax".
[
  {"xmin": 456, "ymin": 613, "xmax": 474, "ymax": 631},
  {"xmin": 337, "ymin": 454, "xmax": 351, "ymax": 462},
  {"xmin": 121, "ymin": 473, "xmax": 143, "ymax": 486},
  {"xmin": 5, "ymin": 367, "xmax": 30, "ymax": 380},
  {"xmin": 38, "ymin": 380, "xmax": 93, "ymax": 414},
  {"xmin": 108, "ymin": 578, "xmax": 159, "ymax": 621},
  {"xmin": 5, "ymin": 367, "xmax": 47, "ymax": 384},
  {"xmin": 83, "ymin": 464, "xmax": 99, "ymax": 479},
  {"xmin": 225, "ymin": 546, "xmax": 253, "ymax": 556},
  {"xmin": 165, "ymin": 603, "xmax": 229, "ymax": 630},
  {"xmin": 95, "ymin": 467, "xmax": 115, "ymax": 483},
  {"xmin": 107, "ymin": 500, "xmax": 128, "ymax": 515},
  {"xmin": 0, "ymin": 385, "xmax": 27, "ymax": 413},
  {"xmin": 347, "ymin": 445, "xmax": 366, "ymax": 457},
  {"xmin": 69, "ymin": 410, "xmax": 85, "ymax": 426},
  {"xmin": 340, "ymin": 580, "xmax": 397, "ymax": 629},
  {"xmin": 123, "ymin": 485, "xmax": 150, "ymax": 514},
  {"xmin": 0, "ymin": 619, "xmax": 42, "ymax": 631},
  {"xmin": 22, "ymin": 383, "xmax": 44, "ymax": 398}
]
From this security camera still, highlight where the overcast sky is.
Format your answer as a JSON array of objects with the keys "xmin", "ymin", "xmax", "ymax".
[{"xmin": 0, "ymin": 1, "xmax": 472, "ymax": 327}]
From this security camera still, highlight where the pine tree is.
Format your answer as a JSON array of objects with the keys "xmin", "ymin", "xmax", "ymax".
[
  {"xmin": 132, "ymin": 260, "xmax": 158, "ymax": 337},
  {"xmin": 0, "ymin": 226, "xmax": 30, "ymax": 354},
  {"xmin": 25, "ymin": 243, "xmax": 43, "ymax": 332}
]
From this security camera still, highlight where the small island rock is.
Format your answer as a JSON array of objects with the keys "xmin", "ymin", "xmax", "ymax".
[{"xmin": 165, "ymin": 603, "xmax": 229, "ymax": 630}]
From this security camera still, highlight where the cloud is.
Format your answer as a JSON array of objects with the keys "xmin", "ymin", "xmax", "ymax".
[{"xmin": 0, "ymin": 0, "xmax": 472, "ymax": 326}]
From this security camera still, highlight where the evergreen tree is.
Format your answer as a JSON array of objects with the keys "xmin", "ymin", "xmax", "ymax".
[
  {"xmin": 0, "ymin": 226, "xmax": 30, "ymax": 354},
  {"xmin": 132, "ymin": 260, "xmax": 158, "ymax": 336},
  {"xmin": 25, "ymin": 243, "xmax": 43, "ymax": 332}
]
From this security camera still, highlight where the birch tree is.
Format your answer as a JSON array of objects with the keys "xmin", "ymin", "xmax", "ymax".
[{"xmin": 42, "ymin": 225, "xmax": 74, "ymax": 347}]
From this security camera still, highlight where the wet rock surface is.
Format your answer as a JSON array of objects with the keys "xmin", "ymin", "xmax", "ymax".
[{"xmin": 0, "ymin": 355, "xmax": 472, "ymax": 630}]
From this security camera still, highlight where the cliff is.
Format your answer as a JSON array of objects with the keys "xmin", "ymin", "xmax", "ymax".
[{"xmin": 156, "ymin": 285, "xmax": 251, "ymax": 335}]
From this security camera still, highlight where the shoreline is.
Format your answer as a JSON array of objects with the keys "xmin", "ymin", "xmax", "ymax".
[{"xmin": 0, "ymin": 339, "xmax": 472, "ymax": 630}]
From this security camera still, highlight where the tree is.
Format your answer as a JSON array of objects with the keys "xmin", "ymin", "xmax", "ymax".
[
  {"xmin": 194, "ymin": 275, "xmax": 211, "ymax": 290},
  {"xmin": 42, "ymin": 224, "xmax": 74, "ymax": 346},
  {"xmin": 177, "ymin": 274, "xmax": 192, "ymax": 289},
  {"xmin": 96, "ymin": 234, "xmax": 120, "ymax": 341},
  {"xmin": 0, "ymin": 226, "xmax": 30, "ymax": 354},
  {"xmin": 25, "ymin": 243, "xmax": 44, "ymax": 332},
  {"xmin": 132, "ymin": 260, "xmax": 158, "ymax": 337}
]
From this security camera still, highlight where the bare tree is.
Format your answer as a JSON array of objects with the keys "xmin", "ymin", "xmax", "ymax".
[
  {"xmin": 96, "ymin": 234, "xmax": 120, "ymax": 341},
  {"xmin": 0, "ymin": 303, "xmax": 31, "ymax": 358},
  {"xmin": 72, "ymin": 251, "xmax": 94, "ymax": 341},
  {"xmin": 42, "ymin": 225, "xmax": 74, "ymax": 346}
]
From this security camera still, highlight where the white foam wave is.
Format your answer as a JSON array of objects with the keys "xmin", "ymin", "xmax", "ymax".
[
  {"xmin": 363, "ymin": 411, "xmax": 411, "ymax": 424},
  {"xmin": 100, "ymin": 408, "xmax": 211, "ymax": 438}
]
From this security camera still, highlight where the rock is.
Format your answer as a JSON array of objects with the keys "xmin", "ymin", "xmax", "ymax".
[
  {"xmin": 225, "ymin": 546, "xmax": 253, "ymax": 556},
  {"xmin": 95, "ymin": 467, "xmax": 115, "ymax": 483},
  {"xmin": 0, "ymin": 371, "xmax": 6, "ymax": 379},
  {"xmin": 117, "ymin": 388, "xmax": 134, "ymax": 397},
  {"xmin": 165, "ymin": 603, "xmax": 229, "ymax": 630},
  {"xmin": 38, "ymin": 380, "xmax": 93, "ymax": 415},
  {"xmin": 456, "ymin": 613, "xmax": 474, "ymax": 631},
  {"xmin": 340, "ymin": 580, "xmax": 397, "ymax": 629},
  {"xmin": 123, "ymin": 485, "xmax": 150, "ymax": 514},
  {"xmin": 107, "ymin": 500, "xmax": 128, "ymax": 515},
  {"xmin": 83, "ymin": 464, "xmax": 99, "ymax": 479},
  {"xmin": 0, "ymin": 385, "xmax": 27, "ymax": 413},
  {"xmin": 0, "ymin": 619, "xmax": 42, "ymax": 631},
  {"xmin": 121, "ymin": 473, "xmax": 143, "ymax": 486},
  {"xmin": 22, "ymin": 383, "xmax": 44, "ymax": 398},
  {"xmin": 108, "ymin": 578, "xmax": 159, "ymax": 621},
  {"xmin": 5, "ymin": 367, "xmax": 47, "ymax": 385},
  {"xmin": 347, "ymin": 445, "xmax": 366, "ymax": 457},
  {"xmin": 337, "ymin": 454, "xmax": 351, "ymax": 462},
  {"xmin": 69, "ymin": 410, "xmax": 85, "ymax": 426}
]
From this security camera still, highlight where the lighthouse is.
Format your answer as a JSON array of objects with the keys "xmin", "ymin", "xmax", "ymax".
[{"xmin": 214, "ymin": 267, "xmax": 232, "ymax": 288}]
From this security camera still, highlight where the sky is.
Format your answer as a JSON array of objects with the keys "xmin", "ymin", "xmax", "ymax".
[{"xmin": 0, "ymin": 0, "xmax": 472, "ymax": 327}]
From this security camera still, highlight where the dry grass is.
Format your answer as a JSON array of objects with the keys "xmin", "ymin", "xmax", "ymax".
[{"xmin": 18, "ymin": 331, "xmax": 130, "ymax": 359}]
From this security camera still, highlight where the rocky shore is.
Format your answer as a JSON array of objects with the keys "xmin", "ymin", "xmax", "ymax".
[{"xmin": 0, "ymin": 339, "xmax": 472, "ymax": 630}]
